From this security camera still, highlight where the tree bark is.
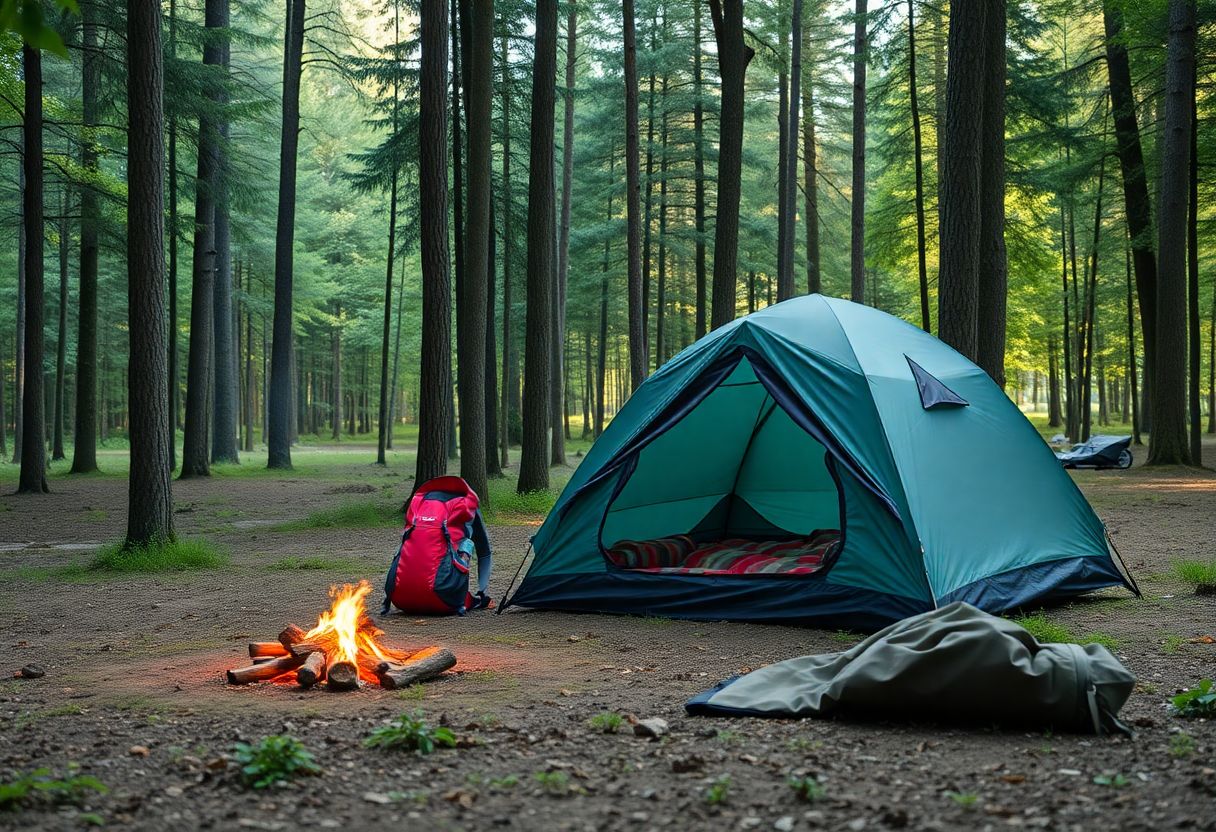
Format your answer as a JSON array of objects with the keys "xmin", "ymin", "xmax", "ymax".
[
  {"xmin": 552, "ymin": 2, "xmax": 576, "ymax": 466},
  {"xmin": 1207, "ymin": 277, "xmax": 1214, "ymax": 435},
  {"xmin": 595, "ymin": 157, "xmax": 614, "ymax": 438},
  {"xmin": 485, "ymin": 198, "xmax": 501, "ymax": 474},
  {"xmin": 975, "ymin": 0, "xmax": 1007, "ymax": 387},
  {"xmin": 708, "ymin": 0, "xmax": 753, "ymax": 330},
  {"xmin": 52, "ymin": 191, "xmax": 68, "ymax": 461},
  {"xmin": 1081, "ymin": 151, "xmax": 1106, "ymax": 442},
  {"xmin": 12, "ymin": 138, "xmax": 23, "ymax": 468},
  {"xmin": 211, "ymin": 0, "xmax": 238, "ymax": 465},
  {"xmin": 1047, "ymin": 334, "xmax": 1062, "ymax": 427},
  {"xmin": 1186, "ymin": 71, "xmax": 1200, "ymax": 462},
  {"xmin": 499, "ymin": 29, "xmax": 512, "ymax": 469},
  {"xmin": 936, "ymin": 1, "xmax": 985, "ymax": 360},
  {"xmin": 802, "ymin": 22, "xmax": 819, "ymax": 295},
  {"xmin": 776, "ymin": 1, "xmax": 790, "ymax": 302},
  {"xmin": 416, "ymin": 0, "xmax": 453, "ymax": 488},
  {"xmin": 517, "ymin": 0, "xmax": 557, "ymax": 494},
  {"xmin": 167, "ymin": 0, "xmax": 180, "ymax": 467},
  {"xmin": 1126, "ymin": 241, "xmax": 1142, "ymax": 444},
  {"xmin": 17, "ymin": 44, "xmax": 47, "ymax": 495},
  {"xmin": 693, "ymin": 0, "xmax": 707, "ymax": 337},
  {"xmin": 908, "ymin": 0, "xmax": 930, "ymax": 332},
  {"xmin": 268, "ymin": 0, "xmax": 306, "ymax": 470},
  {"xmin": 779, "ymin": 0, "xmax": 800, "ymax": 302},
  {"xmin": 849, "ymin": 0, "xmax": 868, "ymax": 304},
  {"xmin": 1103, "ymin": 0, "xmax": 1159, "ymax": 412},
  {"xmin": 125, "ymin": 0, "xmax": 175, "ymax": 544},
  {"xmin": 656, "ymin": 66, "xmax": 670, "ymax": 364},
  {"xmin": 623, "ymin": 0, "xmax": 647, "ymax": 389},
  {"xmin": 459, "ymin": 0, "xmax": 492, "ymax": 500},
  {"xmin": 1147, "ymin": 0, "xmax": 1195, "ymax": 466}
]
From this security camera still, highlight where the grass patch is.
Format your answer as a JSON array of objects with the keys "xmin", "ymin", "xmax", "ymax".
[
  {"xmin": 266, "ymin": 555, "xmax": 364, "ymax": 571},
  {"xmin": 1173, "ymin": 559, "xmax": 1216, "ymax": 592},
  {"xmin": 1009, "ymin": 614, "xmax": 1120, "ymax": 650},
  {"xmin": 0, "ymin": 562, "xmax": 92, "ymax": 584},
  {"xmin": 482, "ymin": 480, "xmax": 559, "ymax": 525},
  {"xmin": 90, "ymin": 538, "xmax": 228, "ymax": 573},
  {"xmin": 277, "ymin": 499, "xmax": 401, "ymax": 531}
]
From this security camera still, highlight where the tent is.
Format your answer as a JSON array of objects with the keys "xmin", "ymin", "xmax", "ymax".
[{"xmin": 501, "ymin": 295, "xmax": 1136, "ymax": 630}]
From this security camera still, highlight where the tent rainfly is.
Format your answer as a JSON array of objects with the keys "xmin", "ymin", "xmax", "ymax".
[{"xmin": 501, "ymin": 295, "xmax": 1137, "ymax": 630}]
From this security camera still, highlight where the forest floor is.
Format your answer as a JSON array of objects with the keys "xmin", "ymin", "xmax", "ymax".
[{"xmin": 0, "ymin": 436, "xmax": 1214, "ymax": 831}]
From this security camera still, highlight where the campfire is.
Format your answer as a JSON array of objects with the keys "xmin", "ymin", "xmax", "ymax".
[{"xmin": 225, "ymin": 581, "xmax": 456, "ymax": 691}]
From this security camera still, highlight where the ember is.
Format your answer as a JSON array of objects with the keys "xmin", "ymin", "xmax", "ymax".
[{"xmin": 226, "ymin": 580, "xmax": 456, "ymax": 691}]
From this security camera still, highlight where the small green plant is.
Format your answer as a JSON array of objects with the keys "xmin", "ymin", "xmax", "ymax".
[
  {"xmin": 489, "ymin": 774, "xmax": 520, "ymax": 790},
  {"xmin": 786, "ymin": 737, "xmax": 823, "ymax": 753},
  {"xmin": 91, "ymin": 538, "xmax": 228, "ymax": 572},
  {"xmin": 363, "ymin": 711, "xmax": 457, "ymax": 755},
  {"xmin": 1171, "ymin": 679, "xmax": 1216, "ymax": 718},
  {"xmin": 1168, "ymin": 732, "xmax": 1196, "ymax": 757},
  {"xmin": 703, "ymin": 775, "xmax": 731, "ymax": 806},
  {"xmin": 587, "ymin": 712, "xmax": 624, "ymax": 734},
  {"xmin": 1081, "ymin": 631, "xmax": 1120, "ymax": 651},
  {"xmin": 0, "ymin": 766, "xmax": 107, "ymax": 810},
  {"xmin": 1010, "ymin": 615, "xmax": 1119, "ymax": 649},
  {"xmin": 1162, "ymin": 635, "xmax": 1186, "ymax": 654},
  {"xmin": 788, "ymin": 774, "xmax": 826, "ymax": 803},
  {"xmin": 1092, "ymin": 773, "xmax": 1129, "ymax": 788},
  {"xmin": 714, "ymin": 729, "xmax": 740, "ymax": 744},
  {"xmin": 278, "ymin": 500, "xmax": 401, "ymax": 531},
  {"xmin": 397, "ymin": 683, "xmax": 427, "ymax": 701},
  {"xmin": 533, "ymin": 770, "xmax": 571, "ymax": 795},
  {"xmin": 1173, "ymin": 559, "xmax": 1216, "ymax": 592},
  {"xmin": 945, "ymin": 791, "xmax": 979, "ymax": 808},
  {"xmin": 233, "ymin": 735, "xmax": 321, "ymax": 789}
]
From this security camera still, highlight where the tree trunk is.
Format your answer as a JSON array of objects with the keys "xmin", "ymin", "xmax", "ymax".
[
  {"xmin": 849, "ymin": 0, "xmax": 868, "ymax": 304},
  {"xmin": 245, "ymin": 270, "xmax": 255, "ymax": 451},
  {"xmin": 211, "ymin": 0, "xmax": 237, "ymax": 465},
  {"xmin": 517, "ymin": 0, "xmax": 557, "ymax": 494},
  {"xmin": 975, "ymin": 0, "xmax": 1007, "ymax": 387},
  {"xmin": 1186, "ymin": 72, "xmax": 1200, "ymax": 462},
  {"xmin": 779, "ymin": 0, "xmax": 800, "ymax": 302},
  {"xmin": 125, "ymin": 0, "xmax": 175, "ymax": 544},
  {"xmin": 908, "ymin": 0, "xmax": 930, "ymax": 332},
  {"xmin": 1207, "ymin": 278, "xmax": 1214, "ymax": 435},
  {"xmin": 416, "ymin": 0, "xmax": 454, "ymax": 487},
  {"xmin": 499, "ymin": 29, "xmax": 513, "ymax": 468},
  {"xmin": 776, "ymin": 1, "xmax": 790, "ymax": 302},
  {"xmin": 12, "ymin": 136, "xmax": 24, "ymax": 468},
  {"xmin": 1047, "ymin": 334, "xmax": 1062, "ymax": 427},
  {"xmin": 936, "ymin": 1, "xmax": 985, "ymax": 360},
  {"xmin": 1125, "ymin": 241, "xmax": 1142, "ymax": 444},
  {"xmin": 1147, "ymin": 0, "xmax": 1195, "ymax": 466},
  {"xmin": 459, "ymin": 0, "xmax": 491, "ymax": 500},
  {"xmin": 802, "ymin": 22, "xmax": 819, "ymax": 295},
  {"xmin": 17, "ymin": 44, "xmax": 47, "ymax": 494},
  {"xmin": 656, "ymin": 69, "xmax": 670, "ymax": 364},
  {"xmin": 268, "ymin": 0, "xmax": 306, "ymax": 470},
  {"xmin": 167, "ymin": 0, "xmax": 180, "ymax": 466},
  {"xmin": 72, "ymin": 0, "xmax": 100, "ymax": 474},
  {"xmin": 331, "ymin": 305, "xmax": 342, "ymax": 439},
  {"xmin": 642, "ymin": 15, "xmax": 656, "ymax": 368},
  {"xmin": 693, "ymin": 0, "xmax": 707, "ymax": 337},
  {"xmin": 1103, "ymin": 0, "xmax": 1159, "ymax": 413},
  {"xmin": 595, "ymin": 158, "xmax": 614, "ymax": 439},
  {"xmin": 485, "ymin": 197, "xmax": 500, "ymax": 474},
  {"xmin": 552, "ymin": 2, "xmax": 576, "ymax": 466},
  {"xmin": 53, "ymin": 191, "xmax": 68, "ymax": 461},
  {"xmin": 377, "ymin": 163, "xmax": 398, "ymax": 463},
  {"xmin": 623, "ymin": 0, "xmax": 647, "ymax": 389},
  {"xmin": 708, "ymin": 0, "xmax": 753, "ymax": 330}
]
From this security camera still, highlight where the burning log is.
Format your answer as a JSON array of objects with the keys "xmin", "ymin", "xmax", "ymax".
[
  {"xmin": 296, "ymin": 651, "xmax": 327, "ymax": 688},
  {"xmin": 326, "ymin": 660, "xmax": 360, "ymax": 692},
  {"xmin": 226, "ymin": 653, "xmax": 306, "ymax": 685},
  {"xmin": 376, "ymin": 647, "xmax": 457, "ymax": 690},
  {"xmin": 249, "ymin": 642, "xmax": 289, "ymax": 658},
  {"xmin": 278, "ymin": 624, "xmax": 307, "ymax": 651}
]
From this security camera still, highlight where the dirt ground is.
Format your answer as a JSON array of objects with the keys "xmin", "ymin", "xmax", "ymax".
[{"xmin": 1, "ymin": 441, "xmax": 1214, "ymax": 831}]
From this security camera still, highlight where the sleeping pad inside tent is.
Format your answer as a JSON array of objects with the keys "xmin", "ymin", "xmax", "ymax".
[{"xmin": 501, "ymin": 295, "xmax": 1136, "ymax": 630}]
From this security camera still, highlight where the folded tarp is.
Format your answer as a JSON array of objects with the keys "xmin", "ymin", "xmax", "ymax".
[{"xmin": 686, "ymin": 601, "xmax": 1135, "ymax": 735}]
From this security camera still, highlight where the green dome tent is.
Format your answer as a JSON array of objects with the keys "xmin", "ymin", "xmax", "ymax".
[{"xmin": 502, "ymin": 295, "xmax": 1137, "ymax": 630}]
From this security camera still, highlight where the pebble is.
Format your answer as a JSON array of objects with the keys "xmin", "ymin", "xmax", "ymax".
[
  {"xmin": 16, "ymin": 664, "xmax": 45, "ymax": 679},
  {"xmin": 129, "ymin": 746, "xmax": 150, "ymax": 757},
  {"xmin": 633, "ymin": 717, "xmax": 669, "ymax": 739},
  {"xmin": 775, "ymin": 817, "xmax": 795, "ymax": 832}
]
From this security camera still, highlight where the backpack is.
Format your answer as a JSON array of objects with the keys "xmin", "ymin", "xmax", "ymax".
[{"xmin": 381, "ymin": 476, "xmax": 493, "ymax": 615}]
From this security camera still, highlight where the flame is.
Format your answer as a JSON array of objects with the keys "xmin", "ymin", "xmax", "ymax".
[{"xmin": 303, "ymin": 581, "xmax": 410, "ymax": 683}]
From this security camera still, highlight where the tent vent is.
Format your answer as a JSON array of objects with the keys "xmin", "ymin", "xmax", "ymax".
[{"xmin": 905, "ymin": 356, "xmax": 968, "ymax": 410}]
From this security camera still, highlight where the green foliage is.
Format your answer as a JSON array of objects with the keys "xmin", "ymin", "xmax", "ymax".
[
  {"xmin": 233, "ymin": 736, "xmax": 321, "ymax": 789},
  {"xmin": 587, "ymin": 712, "xmax": 624, "ymax": 734},
  {"xmin": 1092, "ymin": 773, "xmax": 1129, "ymax": 788},
  {"xmin": 533, "ymin": 770, "xmax": 571, "ymax": 795},
  {"xmin": 489, "ymin": 774, "xmax": 519, "ymax": 790},
  {"xmin": 277, "ymin": 500, "xmax": 401, "ymax": 530},
  {"xmin": 1168, "ymin": 732, "xmax": 1196, "ymax": 757},
  {"xmin": 363, "ymin": 711, "xmax": 456, "ymax": 755},
  {"xmin": 703, "ymin": 775, "xmax": 731, "ymax": 806},
  {"xmin": 0, "ymin": 766, "xmax": 106, "ymax": 810},
  {"xmin": 90, "ymin": 538, "xmax": 228, "ymax": 572},
  {"xmin": 1009, "ymin": 615, "xmax": 1119, "ymax": 649},
  {"xmin": 788, "ymin": 774, "xmax": 826, "ymax": 803},
  {"xmin": 1170, "ymin": 680, "xmax": 1216, "ymax": 719},
  {"xmin": 1173, "ymin": 559, "xmax": 1216, "ymax": 590},
  {"xmin": 945, "ymin": 791, "xmax": 979, "ymax": 808},
  {"xmin": 0, "ymin": 0, "xmax": 78, "ymax": 55}
]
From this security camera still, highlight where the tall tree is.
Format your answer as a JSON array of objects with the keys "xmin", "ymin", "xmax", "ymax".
[
  {"xmin": 211, "ymin": 0, "xmax": 238, "ymax": 465},
  {"xmin": 908, "ymin": 0, "xmax": 929, "ymax": 331},
  {"xmin": 553, "ymin": 2, "xmax": 577, "ymax": 464},
  {"xmin": 267, "ymin": 0, "xmax": 307, "ymax": 470},
  {"xmin": 71, "ymin": 0, "xmax": 99, "ymax": 475},
  {"xmin": 975, "ymin": 0, "xmax": 1007, "ymax": 386},
  {"xmin": 517, "ymin": 0, "xmax": 557, "ymax": 494},
  {"xmin": 1125, "ymin": 239, "xmax": 1141, "ymax": 444},
  {"xmin": 17, "ymin": 42, "xmax": 47, "ymax": 494},
  {"xmin": 623, "ymin": 0, "xmax": 646, "ymax": 389},
  {"xmin": 126, "ymin": 0, "xmax": 175, "ymax": 545},
  {"xmin": 708, "ymin": 0, "xmax": 753, "ymax": 329},
  {"xmin": 459, "ymin": 0, "xmax": 492, "ymax": 500},
  {"xmin": 167, "ymin": 0, "xmax": 180, "ymax": 467},
  {"xmin": 376, "ymin": 1, "xmax": 402, "ymax": 467},
  {"xmin": 1103, "ymin": 0, "xmax": 1158, "ymax": 409},
  {"xmin": 1147, "ymin": 0, "xmax": 1195, "ymax": 466},
  {"xmin": 1186, "ymin": 74, "xmax": 1200, "ymax": 463},
  {"xmin": 52, "ymin": 192, "xmax": 68, "ymax": 461},
  {"xmin": 498, "ymin": 27, "xmax": 513, "ymax": 470},
  {"xmin": 802, "ymin": 22, "xmax": 819, "ymax": 294},
  {"xmin": 693, "ymin": 0, "xmax": 707, "ymax": 336},
  {"xmin": 777, "ymin": 0, "xmax": 801, "ymax": 301},
  {"xmin": 849, "ymin": 0, "xmax": 867, "ymax": 304},
  {"xmin": 415, "ymin": 0, "xmax": 453, "ymax": 487}
]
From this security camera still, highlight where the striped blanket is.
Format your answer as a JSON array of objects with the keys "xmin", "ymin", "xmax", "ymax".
[{"xmin": 607, "ymin": 530, "xmax": 839, "ymax": 576}]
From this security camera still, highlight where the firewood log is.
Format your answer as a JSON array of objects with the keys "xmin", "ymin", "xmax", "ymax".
[
  {"xmin": 251, "ymin": 656, "xmax": 277, "ymax": 665},
  {"xmin": 376, "ymin": 647, "xmax": 456, "ymax": 689},
  {"xmin": 249, "ymin": 642, "xmax": 289, "ymax": 658},
  {"xmin": 326, "ymin": 660, "xmax": 359, "ymax": 692},
  {"xmin": 296, "ymin": 650, "xmax": 327, "ymax": 688},
  {"xmin": 289, "ymin": 637, "xmax": 336, "ymax": 658},
  {"xmin": 278, "ymin": 624, "xmax": 307, "ymax": 651},
  {"xmin": 226, "ymin": 653, "xmax": 306, "ymax": 685}
]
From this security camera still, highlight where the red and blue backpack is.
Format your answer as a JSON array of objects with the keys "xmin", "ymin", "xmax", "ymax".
[{"xmin": 381, "ymin": 476, "xmax": 493, "ymax": 616}]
